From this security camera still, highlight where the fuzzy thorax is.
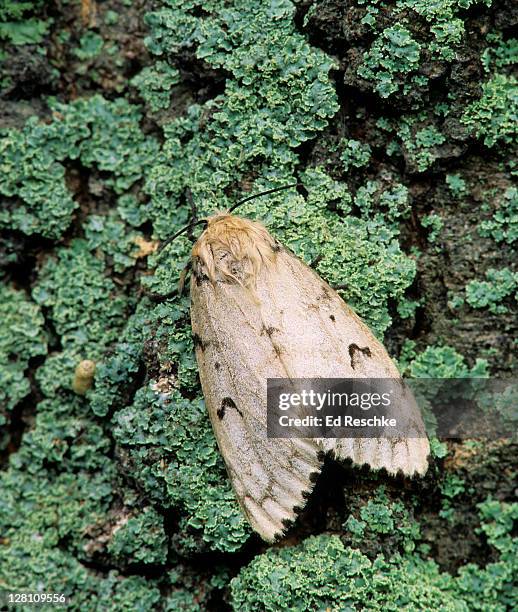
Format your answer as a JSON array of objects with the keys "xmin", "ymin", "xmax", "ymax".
[{"xmin": 192, "ymin": 214, "xmax": 278, "ymax": 285}]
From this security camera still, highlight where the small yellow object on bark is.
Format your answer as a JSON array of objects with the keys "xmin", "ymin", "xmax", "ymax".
[
  {"xmin": 72, "ymin": 360, "xmax": 96, "ymax": 395},
  {"xmin": 133, "ymin": 236, "xmax": 159, "ymax": 259}
]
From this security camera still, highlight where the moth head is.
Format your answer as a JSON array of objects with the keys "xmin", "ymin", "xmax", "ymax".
[
  {"xmin": 192, "ymin": 214, "xmax": 278, "ymax": 286},
  {"xmin": 156, "ymin": 184, "xmax": 298, "ymax": 288}
]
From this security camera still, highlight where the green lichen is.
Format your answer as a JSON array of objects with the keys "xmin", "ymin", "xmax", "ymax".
[
  {"xmin": 439, "ymin": 473, "xmax": 467, "ymax": 521},
  {"xmin": 344, "ymin": 487, "xmax": 421, "ymax": 554},
  {"xmin": 0, "ymin": 0, "xmax": 49, "ymax": 46},
  {"xmin": 446, "ymin": 173, "xmax": 467, "ymax": 197},
  {"xmin": 352, "ymin": 0, "xmax": 495, "ymax": 106},
  {"xmin": 131, "ymin": 60, "xmax": 180, "ymax": 111},
  {"xmin": 231, "ymin": 499, "xmax": 517, "ymax": 611},
  {"xmin": 0, "ymin": 387, "xmax": 220, "ymax": 609},
  {"xmin": 456, "ymin": 499, "xmax": 518, "ymax": 610},
  {"xmin": 353, "ymin": 179, "xmax": 410, "ymax": 235},
  {"xmin": 0, "ymin": 122, "xmax": 78, "ymax": 239},
  {"xmin": 112, "ymin": 384, "xmax": 250, "ymax": 553},
  {"xmin": 74, "ymin": 32, "xmax": 104, "ymax": 61},
  {"xmin": 83, "ymin": 212, "xmax": 142, "ymax": 272},
  {"xmin": 0, "ymin": 95, "xmax": 158, "ymax": 238},
  {"xmin": 358, "ymin": 25, "xmax": 422, "ymax": 98},
  {"xmin": 404, "ymin": 344, "xmax": 489, "ymax": 378},
  {"xmin": 107, "ymin": 507, "xmax": 168, "ymax": 565},
  {"xmin": 143, "ymin": 0, "xmax": 339, "ymax": 238},
  {"xmin": 421, "ymin": 212, "xmax": 444, "ymax": 243},
  {"xmin": 165, "ymin": 566, "xmax": 229, "ymax": 611},
  {"xmin": 398, "ymin": 0, "xmax": 492, "ymax": 61},
  {"xmin": 464, "ymin": 267, "xmax": 517, "ymax": 314},
  {"xmin": 117, "ymin": 193, "xmax": 151, "ymax": 228},
  {"xmin": 478, "ymin": 186, "xmax": 517, "ymax": 245},
  {"xmin": 411, "ymin": 124, "xmax": 446, "ymax": 170},
  {"xmin": 0, "ymin": 284, "xmax": 47, "ymax": 413},
  {"xmin": 32, "ymin": 239, "xmax": 128, "ymax": 396},
  {"xmin": 461, "ymin": 74, "xmax": 518, "ymax": 147},
  {"xmin": 0, "ymin": 396, "xmax": 138, "ymax": 606},
  {"xmin": 230, "ymin": 536, "xmax": 458, "ymax": 610},
  {"xmin": 397, "ymin": 297, "xmax": 422, "ymax": 319},
  {"xmin": 377, "ymin": 114, "xmax": 447, "ymax": 172},
  {"xmin": 105, "ymin": 10, "xmax": 119, "ymax": 26},
  {"xmin": 481, "ymin": 33, "xmax": 518, "ymax": 74},
  {"xmin": 340, "ymin": 138, "xmax": 372, "ymax": 171}
]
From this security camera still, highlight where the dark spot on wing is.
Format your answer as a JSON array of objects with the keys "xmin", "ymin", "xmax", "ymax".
[
  {"xmin": 272, "ymin": 241, "xmax": 282, "ymax": 253},
  {"xmin": 261, "ymin": 325, "xmax": 280, "ymax": 337},
  {"xmin": 308, "ymin": 286, "xmax": 332, "ymax": 312},
  {"xmin": 273, "ymin": 344, "xmax": 283, "ymax": 358},
  {"xmin": 192, "ymin": 333, "xmax": 209, "ymax": 351},
  {"xmin": 329, "ymin": 314, "xmax": 335, "ymax": 322},
  {"xmin": 192, "ymin": 258, "xmax": 210, "ymax": 285},
  {"xmin": 217, "ymin": 397, "xmax": 243, "ymax": 420},
  {"xmin": 214, "ymin": 361, "xmax": 221, "ymax": 370},
  {"xmin": 260, "ymin": 325, "xmax": 284, "ymax": 358},
  {"xmin": 194, "ymin": 270, "xmax": 209, "ymax": 286},
  {"xmin": 348, "ymin": 343, "xmax": 372, "ymax": 369}
]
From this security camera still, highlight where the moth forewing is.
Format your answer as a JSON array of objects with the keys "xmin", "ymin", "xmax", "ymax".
[
  {"xmin": 190, "ymin": 238, "xmax": 323, "ymax": 543},
  {"xmin": 190, "ymin": 213, "xmax": 429, "ymax": 542}
]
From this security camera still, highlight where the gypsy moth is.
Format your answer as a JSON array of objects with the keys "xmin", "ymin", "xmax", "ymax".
[{"xmin": 189, "ymin": 210, "xmax": 429, "ymax": 542}]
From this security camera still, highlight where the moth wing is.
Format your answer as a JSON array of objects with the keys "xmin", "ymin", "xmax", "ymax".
[
  {"xmin": 251, "ymin": 247, "xmax": 429, "ymax": 477},
  {"xmin": 191, "ymin": 273, "xmax": 323, "ymax": 543},
  {"xmin": 191, "ymin": 237, "xmax": 428, "ymax": 542}
]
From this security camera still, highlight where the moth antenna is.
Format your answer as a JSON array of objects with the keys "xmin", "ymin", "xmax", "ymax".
[
  {"xmin": 157, "ymin": 218, "xmax": 208, "ymax": 255},
  {"xmin": 227, "ymin": 183, "xmax": 299, "ymax": 213},
  {"xmin": 185, "ymin": 188, "xmax": 198, "ymax": 242},
  {"xmin": 158, "ymin": 183, "xmax": 299, "ymax": 254}
]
